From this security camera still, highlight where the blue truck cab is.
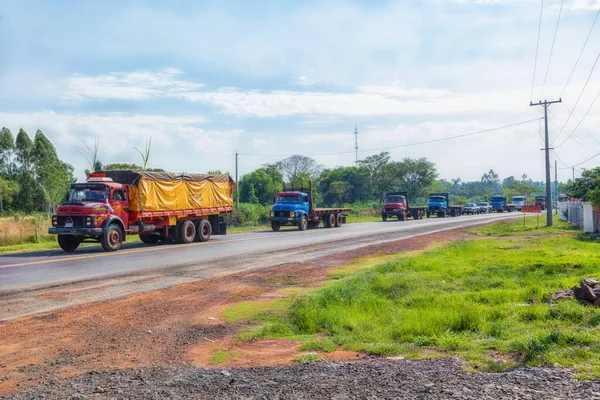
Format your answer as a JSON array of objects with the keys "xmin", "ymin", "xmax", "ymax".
[
  {"xmin": 269, "ymin": 191, "xmax": 310, "ymax": 231},
  {"xmin": 490, "ymin": 195, "xmax": 515, "ymax": 212},
  {"xmin": 427, "ymin": 192, "xmax": 449, "ymax": 218}
]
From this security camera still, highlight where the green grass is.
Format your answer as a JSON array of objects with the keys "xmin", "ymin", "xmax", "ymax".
[
  {"xmin": 243, "ymin": 217, "xmax": 600, "ymax": 377},
  {"xmin": 222, "ymin": 299, "xmax": 290, "ymax": 322},
  {"xmin": 292, "ymin": 352, "xmax": 323, "ymax": 363},
  {"xmin": 209, "ymin": 348, "xmax": 242, "ymax": 365}
]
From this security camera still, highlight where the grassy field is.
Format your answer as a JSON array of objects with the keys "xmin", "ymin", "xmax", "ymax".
[{"xmin": 232, "ymin": 217, "xmax": 600, "ymax": 378}]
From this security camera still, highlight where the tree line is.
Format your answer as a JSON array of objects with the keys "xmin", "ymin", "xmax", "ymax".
[
  {"xmin": 239, "ymin": 153, "xmax": 574, "ymax": 207},
  {"xmin": 0, "ymin": 127, "xmax": 76, "ymax": 214}
]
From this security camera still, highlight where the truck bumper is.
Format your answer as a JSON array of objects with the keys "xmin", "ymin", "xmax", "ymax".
[
  {"xmin": 48, "ymin": 227, "xmax": 104, "ymax": 236},
  {"xmin": 268, "ymin": 217, "xmax": 299, "ymax": 224}
]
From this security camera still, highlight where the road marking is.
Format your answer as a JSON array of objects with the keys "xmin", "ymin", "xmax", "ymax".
[{"xmin": 0, "ymin": 232, "xmax": 293, "ymax": 270}]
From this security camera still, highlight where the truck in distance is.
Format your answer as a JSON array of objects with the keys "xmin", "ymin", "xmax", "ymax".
[
  {"xmin": 49, "ymin": 170, "xmax": 234, "ymax": 252},
  {"xmin": 534, "ymin": 196, "xmax": 546, "ymax": 210},
  {"xmin": 490, "ymin": 195, "xmax": 515, "ymax": 213},
  {"xmin": 268, "ymin": 181, "xmax": 351, "ymax": 231},
  {"xmin": 381, "ymin": 192, "xmax": 426, "ymax": 221},
  {"xmin": 426, "ymin": 192, "xmax": 463, "ymax": 218},
  {"xmin": 512, "ymin": 195, "xmax": 527, "ymax": 211}
]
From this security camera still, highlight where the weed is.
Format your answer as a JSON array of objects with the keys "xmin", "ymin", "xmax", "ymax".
[{"xmin": 292, "ymin": 353, "xmax": 323, "ymax": 364}]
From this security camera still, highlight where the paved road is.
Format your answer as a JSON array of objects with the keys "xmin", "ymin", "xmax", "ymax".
[{"xmin": 0, "ymin": 213, "xmax": 518, "ymax": 320}]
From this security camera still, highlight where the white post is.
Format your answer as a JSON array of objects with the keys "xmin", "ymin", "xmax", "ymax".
[
  {"xmin": 583, "ymin": 203, "xmax": 594, "ymax": 233},
  {"xmin": 559, "ymin": 202, "xmax": 568, "ymax": 221}
]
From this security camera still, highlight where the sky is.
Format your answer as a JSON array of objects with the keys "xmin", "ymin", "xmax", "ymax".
[{"xmin": 2, "ymin": 0, "xmax": 600, "ymax": 183}]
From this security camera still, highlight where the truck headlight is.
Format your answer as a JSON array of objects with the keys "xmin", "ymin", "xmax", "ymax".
[
  {"xmin": 270, "ymin": 211, "xmax": 274, "ymax": 217},
  {"xmin": 86, "ymin": 216, "xmax": 96, "ymax": 226},
  {"xmin": 52, "ymin": 216, "xmax": 57, "ymax": 227},
  {"xmin": 290, "ymin": 211, "xmax": 295, "ymax": 217}
]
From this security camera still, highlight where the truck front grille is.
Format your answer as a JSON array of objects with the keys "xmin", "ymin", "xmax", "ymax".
[
  {"xmin": 274, "ymin": 211, "xmax": 289, "ymax": 218},
  {"xmin": 56, "ymin": 216, "xmax": 85, "ymax": 227}
]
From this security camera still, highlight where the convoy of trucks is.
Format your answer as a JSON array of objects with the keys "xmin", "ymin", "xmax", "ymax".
[
  {"xmin": 50, "ymin": 169, "xmax": 542, "ymax": 251},
  {"xmin": 381, "ymin": 192, "xmax": 426, "ymax": 221},
  {"xmin": 268, "ymin": 182, "xmax": 351, "ymax": 231},
  {"xmin": 49, "ymin": 170, "xmax": 235, "ymax": 252}
]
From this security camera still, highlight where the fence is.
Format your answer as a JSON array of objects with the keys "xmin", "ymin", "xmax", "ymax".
[{"xmin": 561, "ymin": 201, "xmax": 600, "ymax": 234}]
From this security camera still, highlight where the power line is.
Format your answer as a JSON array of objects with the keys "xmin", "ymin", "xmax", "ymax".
[
  {"xmin": 551, "ymin": 52, "xmax": 600, "ymax": 145},
  {"xmin": 554, "ymin": 87, "xmax": 600, "ymax": 148},
  {"xmin": 559, "ymin": 151, "xmax": 600, "ymax": 168},
  {"xmin": 560, "ymin": 9, "xmax": 600, "ymax": 98},
  {"xmin": 531, "ymin": 0, "xmax": 545, "ymax": 101},
  {"xmin": 540, "ymin": 0, "xmax": 564, "ymax": 99},
  {"xmin": 238, "ymin": 118, "xmax": 542, "ymax": 157}
]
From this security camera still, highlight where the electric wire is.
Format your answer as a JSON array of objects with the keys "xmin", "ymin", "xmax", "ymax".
[
  {"xmin": 554, "ymin": 87, "xmax": 600, "ymax": 148},
  {"xmin": 560, "ymin": 9, "xmax": 600, "ymax": 98},
  {"xmin": 551, "ymin": 52, "xmax": 600, "ymax": 145},
  {"xmin": 531, "ymin": 0, "xmax": 545, "ymax": 101},
  {"xmin": 540, "ymin": 0, "xmax": 564, "ymax": 99},
  {"xmin": 238, "ymin": 118, "xmax": 543, "ymax": 157}
]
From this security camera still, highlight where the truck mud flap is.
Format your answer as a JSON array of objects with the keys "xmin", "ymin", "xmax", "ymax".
[
  {"xmin": 341, "ymin": 215, "xmax": 347, "ymax": 224},
  {"xmin": 209, "ymin": 214, "xmax": 227, "ymax": 235}
]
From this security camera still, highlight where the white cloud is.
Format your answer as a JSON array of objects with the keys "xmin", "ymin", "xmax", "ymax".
[{"xmin": 64, "ymin": 68, "xmax": 205, "ymax": 101}]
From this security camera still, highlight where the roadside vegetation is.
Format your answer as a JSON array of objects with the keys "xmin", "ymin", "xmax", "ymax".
[{"xmin": 232, "ymin": 217, "xmax": 600, "ymax": 378}]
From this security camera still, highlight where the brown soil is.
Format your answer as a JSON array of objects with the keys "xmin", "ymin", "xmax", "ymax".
[{"xmin": 0, "ymin": 229, "xmax": 469, "ymax": 396}]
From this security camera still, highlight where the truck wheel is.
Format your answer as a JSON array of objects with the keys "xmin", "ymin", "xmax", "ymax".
[
  {"xmin": 58, "ymin": 235, "xmax": 81, "ymax": 252},
  {"xmin": 101, "ymin": 223, "xmax": 123, "ymax": 252},
  {"xmin": 382, "ymin": 214, "xmax": 388, "ymax": 222},
  {"xmin": 335, "ymin": 213, "xmax": 343, "ymax": 227},
  {"xmin": 139, "ymin": 233, "xmax": 160, "ymax": 244},
  {"xmin": 271, "ymin": 221, "xmax": 281, "ymax": 231},
  {"xmin": 195, "ymin": 219, "xmax": 211, "ymax": 242},
  {"xmin": 426, "ymin": 211, "xmax": 430, "ymax": 218},
  {"xmin": 399, "ymin": 211, "xmax": 406, "ymax": 221},
  {"xmin": 327, "ymin": 213, "xmax": 336, "ymax": 228},
  {"xmin": 437, "ymin": 212, "xmax": 443, "ymax": 218},
  {"xmin": 298, "ymin": 215, "xmax": 308, "ymax": 231},
  {"xmin": 175, "ymin": 220, "xmax": 195, "ymax": 244}
]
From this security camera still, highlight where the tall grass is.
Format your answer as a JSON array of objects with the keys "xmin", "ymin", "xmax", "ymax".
[{"xmin": 0, "ymin": 214, "xmax": 54, "ymax": 246}]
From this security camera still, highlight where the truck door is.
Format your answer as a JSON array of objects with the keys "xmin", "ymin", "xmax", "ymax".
[{"xmin": 111, "ymin": 189, "xmax": 129, "ymax": 227}]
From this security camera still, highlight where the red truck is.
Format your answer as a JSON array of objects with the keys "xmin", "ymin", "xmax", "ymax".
[
  {"xmin": 381, "ymin": 191, "xmax": 426, "ymax": 221},
  {"xmin": 534, "ymin": 196, "xmax": 546, "ymax": 210},
  {"xmin": 49, "ymin": 170, "xmax": 235, "ymax": 252}
]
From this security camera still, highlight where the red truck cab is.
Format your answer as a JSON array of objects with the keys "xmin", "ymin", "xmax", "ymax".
[
  {"xmin": 381, "ymin": 193, "xmax": 408, "ymax": 221},
  {"xmin": 50, "ymin": 177, "xmax": 130, "ymax": 252},
  {"xmin": 534, "ymin": 196, "xmax": 546, "ymax": 210}
]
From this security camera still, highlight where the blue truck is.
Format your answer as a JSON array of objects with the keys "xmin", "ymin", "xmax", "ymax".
[
  {"xmin": 490, "ymin": 195, "xmax": 515, "ymax": 212},
  {"xmin": 268, "ymin": 182, "xmax": 352, "ymax": 231},
  {"xmin": 426, "ymin": 192, "xmax": 463, "ymax": 218}
]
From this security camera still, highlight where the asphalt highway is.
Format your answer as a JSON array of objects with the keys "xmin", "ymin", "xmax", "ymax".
[{"xmin": 0, "ymin": 213, "xmax": 522, "ymax": 320}]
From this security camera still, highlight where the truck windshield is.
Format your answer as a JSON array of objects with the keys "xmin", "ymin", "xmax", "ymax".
[
  {"xmin": 276, "ymin": 196, "xmax": 302, "ymax": 204},
  {"xmin": 385, "ymin": 196, "xmax": 404, "ymax": 203},
  {"xmin": 69, "ymin": 188, "xmax": 108, "ymax": 202},
  {"xmin": 490, "ymin": 197, "xmax": 503, "ymax": 202},
  {"xmin": 429, "ymin": 196, "xmax": 446, "ymax": 202},
  {"xmin": 513, "ymin": 197, "xmax": 526, "ymax": 202},
  {"xmin": 535, "ymin": 197, "xmax": 545, "ymax": 201}
]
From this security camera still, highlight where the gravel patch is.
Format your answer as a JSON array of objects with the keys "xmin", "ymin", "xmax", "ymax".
[{"xmin": 7, "ymin": 358, "xmax": 600, "ymax": 400}]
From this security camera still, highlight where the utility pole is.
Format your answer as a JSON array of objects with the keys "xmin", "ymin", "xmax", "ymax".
[
  {"xmin": 354, "ymin": 125, "xmax": 359, "ymax": 164},
  {"xmin": 573, "ymin": 167, "xmax": 575, "ymax": 182},
  {"xmin": 554, "ymin": 160, "xmax": 558, "ymax": 215},
  {"xmin": 235, "ymin": 152, "xmax": 239, "ymax": 210},
  {"xmin": 530, "ymin": 98, "xmax": 562, "ymax": 227}
]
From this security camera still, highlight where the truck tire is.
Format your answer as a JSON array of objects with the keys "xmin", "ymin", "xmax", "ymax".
[
  {"xmin": 175, "ymin": 220, "xmax": 196, "ymax": 244},
  {"xmin": 271, "ymin": 221, "xmax": 281, "ymax": 231},
  {"xmin": 399, "ymin": 211, "xmax": 406, "ymax": 221},
  {"xmin": 58, "ymin": 235, "xmax": 81, "ymax": 252},
  {"xmin": 101, "ymin": 223, "xmax": 123, "ymax": 252},
  {"xmin": 438, "ymin": 211, "xmax": 444, "ymax": 218},
  {"xmin": 327, "ymin": 213, "xmax": 336, "ymax": 228},
  {"xmin": 382, "ymin": 214, "xmax": 388, "ymax": 222},
  {"xmin": 426, "ymin": 211, "xmax": 430, "ymax": 218},
  {"xmin": 335, "ymin": 213, "xmax": 343, "ymax": 227},
  {"xmin": 139, "ymin": 233, "xmax": 160, "ymax": 244},
  {"xmin": 298, "ymin": 215, "xmax": 308, "ymax": 231},
  {"xmin": 195, "ymin": 219, "xmax": 211, "ymax": 242}
]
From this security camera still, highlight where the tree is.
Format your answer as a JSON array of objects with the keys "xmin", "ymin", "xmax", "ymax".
[
  {"xmin": 568, "ymin": 167, "xmax": 600, "ymax": 200},
  {"xmin": 0, "ymin": 127, "xmax": 15, "ymax": 176},
  {"xmin": 239, "ymin": 168, "xmax": 283, "ymax": 205},
  {"xmin": 358, "ymin": 152, "xmax": 394, "ymax": 201},
  {"xmin": 481, "ymin": 169, "xmax": 499, "ymax": 185},
  {"xmin": 102, "ymin": 163, "xmax": 165, "ymax": 172},
  {"xmin": 15, "ymin": 128, "xmax": 34, "ymax": 171},
  {"xmin": 391, "ymin": 157, "xmax": 438, "ymax": 203},
  {"xmin": 318, "ymin": 166, "xmax": 371, "ymax": 206},
  {"xmin": 264, "ymin": 155, "xmax": 322, "ymax": 187},
  {"xmin": 328, "ymin": 181, "xmax": 349, "ymax": 206}
]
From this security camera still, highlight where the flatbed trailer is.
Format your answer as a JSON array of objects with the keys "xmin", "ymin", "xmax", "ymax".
[
  {"xmin": 381, "ymin": 191, "xmax": 426, "ymax": 221},
  {"xmin": 268, "ymin": 182, "xmax": 352, "ymax": 230}
]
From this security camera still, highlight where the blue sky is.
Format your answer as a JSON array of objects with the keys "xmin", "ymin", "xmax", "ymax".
[{"xmin": 1, "ymin": 0, "xmax": 600, "ymax": 182}]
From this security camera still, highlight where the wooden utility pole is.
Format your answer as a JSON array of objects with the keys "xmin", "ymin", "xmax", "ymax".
[
  {"xmin": 235, "ymin": 152, "xmax": 239, "ymax": 210},
  {"xmin": 530, "ymin": 98, "xmax": 562, "ymax": 226},
  {"xmin": 554, "ymin": 160, "xmax": 558, "ymax": 215}
]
